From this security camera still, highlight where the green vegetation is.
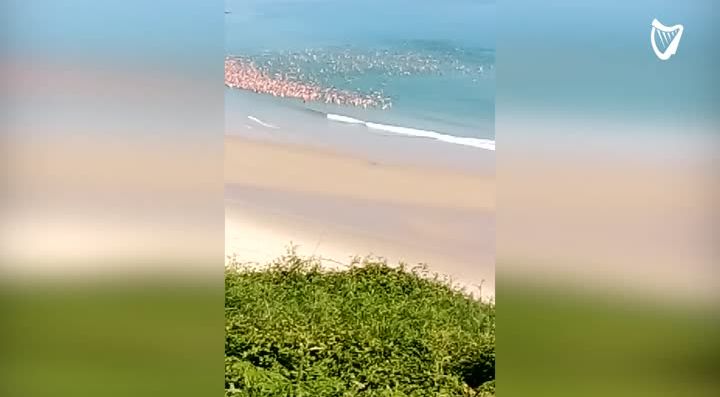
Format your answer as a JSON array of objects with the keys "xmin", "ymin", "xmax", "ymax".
[
  {"xmin": 225, "ymin": 252, "xmax": 495, "ymax": 396},
  {"xmin": 2, "ymin": 282, "xmax": 221, "ymax": 397},
  {"xmin": 498, "ymin": 278, "xmax": 720, "ymax": 397}
]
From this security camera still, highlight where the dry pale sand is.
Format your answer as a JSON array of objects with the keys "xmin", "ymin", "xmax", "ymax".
[{"xmin": 225, "ymin": 136, "xmax": 495, "ymax": 297}]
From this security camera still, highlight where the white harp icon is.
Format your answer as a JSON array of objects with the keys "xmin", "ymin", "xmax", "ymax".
[{"xmin": 651, "ymin": 19, "xmax": 684, "ymax": 61}]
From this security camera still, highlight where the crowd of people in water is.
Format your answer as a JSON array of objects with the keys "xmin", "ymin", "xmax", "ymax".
[{"xmin": 225, "ymin": 57, "xmax": 393, "ymax": 109}]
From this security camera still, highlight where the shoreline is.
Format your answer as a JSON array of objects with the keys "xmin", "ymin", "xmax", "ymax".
[
  {"xmin": 225, "ymin": 135, "xmax": 495, "ymax": 209},
  {"xmin": 225, "ymin": 135, "xmax": 495, "ymax": 297},
  {"xmin": 225, "ymin": 87, "xmax": 495, "ymax": 173}
]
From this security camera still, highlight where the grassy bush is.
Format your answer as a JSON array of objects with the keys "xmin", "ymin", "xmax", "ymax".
[{"xmin": 225, "ymin": 251, "xmax": 495, "ymax": 396}]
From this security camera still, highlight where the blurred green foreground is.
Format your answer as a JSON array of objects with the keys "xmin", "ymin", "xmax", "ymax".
[{"xmin": 2, "ymin": 260, "xmax": 717, "ymax": 397}]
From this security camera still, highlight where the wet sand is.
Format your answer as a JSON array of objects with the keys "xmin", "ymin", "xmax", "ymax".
[{"xmin": 225, "ymin": 136, "xmax": 495, "ymax": 297}]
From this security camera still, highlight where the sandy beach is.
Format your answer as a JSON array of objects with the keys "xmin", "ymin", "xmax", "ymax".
[{"xmin": 225, "ymin": 136, "xmax": 495, "ymax": 297}]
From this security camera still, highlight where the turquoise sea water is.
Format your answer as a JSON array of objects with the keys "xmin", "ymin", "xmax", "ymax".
[{"xmin": 225, "ymin": 0, "xmax": 496, "ymax": 150}]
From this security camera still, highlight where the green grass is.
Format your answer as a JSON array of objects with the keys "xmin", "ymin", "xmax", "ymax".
[
  {"xmin": 225, "ymin": 251, "xmax": 495, "ymax": 396},
  {"xmin": 1, "ymin": 281, "xmax": 222, "ymax": 397},
  {"xmin": 498, "ymin": 278, "xmax": 720, "ymax": 397}
]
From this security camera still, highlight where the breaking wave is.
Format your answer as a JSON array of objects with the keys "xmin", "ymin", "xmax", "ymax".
[
  {"xmin": 247, "ymin": 115, "xmax": 278, "ymax": 129},
  {"xmin": 326, "ymin": 113, "xmax": 495, "ymax": 151}
]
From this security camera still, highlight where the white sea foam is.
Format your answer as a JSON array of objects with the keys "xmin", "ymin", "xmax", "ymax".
[
  {"xmin": 327, "ymin": 113, "xmax": 495, "ymax": 151},
  {"xmin": 326, "ymin": 114, "xmax": 364, "ymax": 124},
  {"xmin": 247, "ymin": 115, "xmax": 278, "ymax": 129}
]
